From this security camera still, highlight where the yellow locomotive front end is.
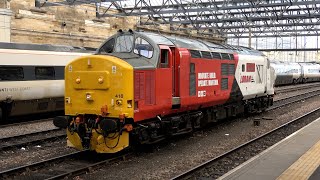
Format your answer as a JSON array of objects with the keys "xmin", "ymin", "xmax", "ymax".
[{"xmin": 61, "ymin": 55, "xmax": 134, "ymax": 153}]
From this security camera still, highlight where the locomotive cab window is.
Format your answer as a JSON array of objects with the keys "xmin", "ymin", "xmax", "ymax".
[
  {"xmin": 35, "ymin": 67, "xmax": 55, "ymax": 80},
  {"xmin": 114, "ymin": 35, "xmax": 134, "ymax": 52},
  {"xmin": 160, "ymin": 49, "xmax": 169, "ymax": 68},
  {"xmin": 134, "ymin": 37, "xmax": 153, "ymax": 58},
  {"xmin": 242, "ymin": 64, "xmax": 245, "ymax": 72},
  {"xmin": 99, "ymin": 38, "xmax": 115, "ymax": 54},
  {"xmin": 0, "ymin": 67, "xmax": 24, "ymax": 81}
]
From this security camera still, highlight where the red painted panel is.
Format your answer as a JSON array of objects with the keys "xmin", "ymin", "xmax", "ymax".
[{"xmin": 246, "ymin": 63, "xmax": 255, "ymax": 72}]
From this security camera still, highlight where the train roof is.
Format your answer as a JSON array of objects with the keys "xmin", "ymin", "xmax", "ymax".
[{"xmin": 0, "ymin": 42, "xmax": 95, "ymax": 53}]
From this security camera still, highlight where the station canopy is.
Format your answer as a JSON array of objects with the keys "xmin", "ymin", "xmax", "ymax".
[{"xmin": 35, "ymin": 0, "xmax": 320, "ymax": 40}]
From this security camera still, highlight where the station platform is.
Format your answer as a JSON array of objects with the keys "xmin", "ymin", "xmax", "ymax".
[{"xmin": 219, "ymin": 117, "xmax": 320, "ymax": 180}]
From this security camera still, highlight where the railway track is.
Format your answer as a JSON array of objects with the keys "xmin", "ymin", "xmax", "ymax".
[
  {"xmin": 171, "ymin": 107, "xmax": 320, "ymax": 179},
  {"xmin": 0, "ymin": 150, "xmax": 132, "ymax": 180},
  {"xmin": 0, "ymin": 128, "xmax": 65, "ymax": 151},
  {"xmin": 275, "ymin": 82, "xmax": 320, "ymax": 94},
  {"xmin": 0, "ymin": 118, "xmax": 54, "ymax": 129},
  {"xmin": 270, "ymin": 88, "xmax": 320, "ymax": 110}
]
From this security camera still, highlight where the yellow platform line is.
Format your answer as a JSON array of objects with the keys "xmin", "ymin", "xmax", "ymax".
[{"xmin": 277, "ymin": 139, "xmax": 320, "ymax": 180}]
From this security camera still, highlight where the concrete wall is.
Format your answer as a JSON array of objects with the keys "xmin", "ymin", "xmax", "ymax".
[
  {"xmin": 0, "ymin": 8, "xmax": 11, "ymax": 42},
  {"xmin": 8, "ymin": 0, "xmax": 138, "ymax": 47}
]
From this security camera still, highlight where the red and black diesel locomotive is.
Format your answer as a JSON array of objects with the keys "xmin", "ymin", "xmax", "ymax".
[{"xmin": 54, "ymin": 30, "xmax": 275, "ymax": 153}]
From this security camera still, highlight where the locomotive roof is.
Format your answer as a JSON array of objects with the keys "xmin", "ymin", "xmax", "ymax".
[
  {"xmin": 136, "ymin": 31, "xmax": 263, "ymax": 56},
  {"xmin": 0, "ymin": 42, "xmax": 95, "ymax": 53}
]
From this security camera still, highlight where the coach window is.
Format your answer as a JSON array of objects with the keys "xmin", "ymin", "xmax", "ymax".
[
  {"xmin": 134, "ymin": 37, "xmax": 153, "ymax": 58},
  {"xmin": 0, "ymin": 67, "xmax": 24, "ymax": 81},
  {"xmin": 35, "ymin": 67, "xmax": 55, "ymax": 80},
  {"xmin": 242, "ymin": 64, "xmax": 245, "ymax": 72}
]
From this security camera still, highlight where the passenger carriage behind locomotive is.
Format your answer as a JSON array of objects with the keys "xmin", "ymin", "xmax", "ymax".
[
  {"xmin": 0, "ymin": 42, "xmax": 91, "ymax": 122},
  {"xmin": 55, "ymin": 30, "xmax": 275, "ymax": 153}
]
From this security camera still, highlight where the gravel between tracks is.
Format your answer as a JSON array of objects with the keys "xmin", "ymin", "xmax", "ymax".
[
  {"xmin": 79, "ymin": 95, "xmax": 320, "ymax": 180},
  {"xmin": 0, "ymin": 119, "xmax": 56, "ymax": 139},
  {"xmin": 0, "ymin": 139, "xmax": 76, "ymax": 172}
]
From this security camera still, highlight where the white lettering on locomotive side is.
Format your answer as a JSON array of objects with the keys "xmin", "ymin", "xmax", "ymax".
[
  {"xmin": 197, "ymin": 72, "xmax": 218, "ymax": 87},
  {"xmin": 198, "ymin": 90, "xmax": 206, "ymax": 97},
  {"xmin": 198, "ymin": 80, "xmax": 219, "ymax": 87},
  {"xmin": 198, "ymin": 72, "xmax": 216, "ymax": 79}
]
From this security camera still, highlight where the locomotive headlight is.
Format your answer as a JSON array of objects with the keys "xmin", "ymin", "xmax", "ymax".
[
  {"xmin": 98, "ymin": 76, "xmax": 104, "ymax": 84},
  {"xmin": 86, "ymin": 93, "xmax": 93, "ymax": 101},
  {"xmin": 116, "ymin": 99, "xmax": 122, "ymax": 106},
  {"xmin": 76, "ymin": 77, "xmax": 81, "ymax": 84}
]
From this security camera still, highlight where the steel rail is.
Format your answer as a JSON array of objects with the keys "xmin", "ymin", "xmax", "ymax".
[
  {"xmin": 0, "ymin": 149, "xmax": 132, "ymax": 180},
  {"xmin": 275, "ymin": 83, "xmax": 320, "ymax": 94},
  {"xmin": 270, "ymin": 89, "xmax": 320, "ymax": 110},
  {"xmin": 0, "ymin": 151, "xmax": 88, "ymax": 178},
  {"xmin": 0, "ymin": 128, "xmax": 64, "ymax": 150},
  {"xmin": 171, "ymin": 107, "xmax": 320, "ymax": 179}
]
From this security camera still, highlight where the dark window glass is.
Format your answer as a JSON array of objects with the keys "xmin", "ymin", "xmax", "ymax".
[
  {"xmin": 211, "ymin": 52, "xmax": 221, "ymax": 59},
  {"xmin": 242, "ymin": 64, "xmax": 245, "ymax": 72},
  {"xmin": 221, "ymin": 53, "xmax": 230, "ymax": 60},
  {"xmin": 35, "ymin": 67, "xmax": 55, "ymax": 80},
  {"xmin": 201, "ymin": 51, "xmax": 212, "ymax": 59},
  {"xmin": 99, "ymin": 38, "xmax": 115, "ymax": 54},
  {"xmin": 0, "ymin": 67, "xmax": 24, "ymax": 81},
  {"xmin": 160, "ymin": 49, "xmax": 169, "ymax": 68},
  {"xmin": 189, "ymin": 50, "xmax": 201, "ymax": 58}
]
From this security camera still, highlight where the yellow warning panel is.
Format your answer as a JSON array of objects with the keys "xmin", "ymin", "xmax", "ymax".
[{"xmin": 277, "ymin": 139, "xmax": 320, "ymax": 180}]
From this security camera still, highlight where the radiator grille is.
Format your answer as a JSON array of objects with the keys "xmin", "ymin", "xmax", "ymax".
[
  {"xmin": 145, "ymin": 71, "xmax": 155, "ymax": 105},
  {"xmin": 228, "ymin": 64, "xmax": 235, "ymax": 75},
  {"xmin": 134, "ymin": 72, "xmax": 145, "ymax": 100},
  {"xmin": 221, "ymin": 63, "xmax": 229, "ymax": 76},
  {"xmin": 221, "ymin": 78, "xmax": 228, "ymax": 90}
]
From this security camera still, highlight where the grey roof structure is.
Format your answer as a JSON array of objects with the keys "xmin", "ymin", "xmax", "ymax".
[{"xmin": 35, "ymin": 0, "xmax": 320, "ymax": 51}]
